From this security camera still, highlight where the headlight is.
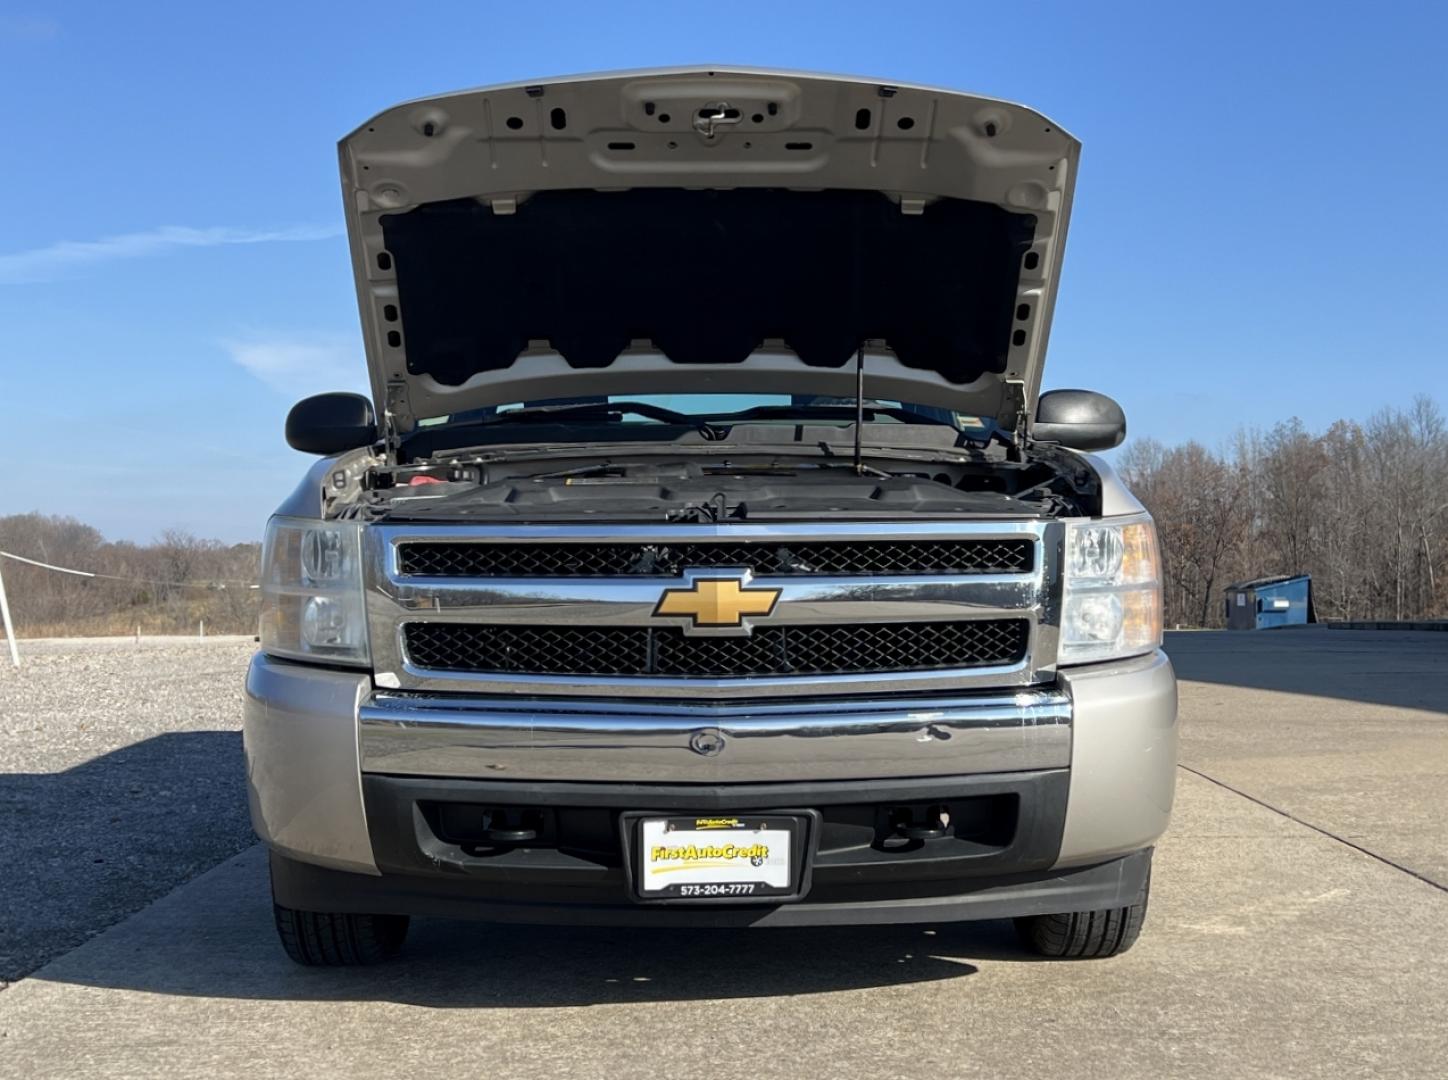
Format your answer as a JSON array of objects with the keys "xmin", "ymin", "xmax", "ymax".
[
  {"xmin": 258, "ymin": 517, "xmax": 370, "ymax": 666},
  {"xmin": 1059, "ymin": 513, "xmax": 1162, "ymax": 664}
]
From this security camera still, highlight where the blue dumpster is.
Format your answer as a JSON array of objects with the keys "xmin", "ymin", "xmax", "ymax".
[{"xmin": 1224, "ymin": 575, "xmax": 1314, "ymax": 630}]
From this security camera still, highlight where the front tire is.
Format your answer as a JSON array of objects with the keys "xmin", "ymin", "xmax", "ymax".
[
  {"xmin": 272, "ymin": 902, "xmax": 410, "ymax": 967},
  {"xmin": 1014, "ymin": 863, "xmax": 1151, "ymax": 959}
]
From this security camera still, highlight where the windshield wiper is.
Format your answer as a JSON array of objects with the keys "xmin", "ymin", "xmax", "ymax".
[
  {"xmin": 707, "ymin": 404, "xmax": 960, "ymax": 429},
  {"xmin": 473, "ymin": 401, "xmax": 725, "ymax": 439}
]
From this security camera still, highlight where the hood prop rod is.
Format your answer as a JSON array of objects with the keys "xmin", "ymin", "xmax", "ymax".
[
  {"xmin": 853, "ymin": 344, "xmax": 866, "ymax": 475},
  {"xmin": 848, "ymin": 344, "xmax": 890, "ymax": 480}
]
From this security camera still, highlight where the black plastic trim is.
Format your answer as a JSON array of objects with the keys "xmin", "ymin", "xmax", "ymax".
[
  {"xmin": 269, "ymin": 847, "xmax": 1152, "ymax": 928},
  {"xmin": 367, "ymin": 772, "xmax": 1069, "ymax": 809},
  {"xmin": 355, "ymin": 771, "xmax": 1070, "ymax": 910}
]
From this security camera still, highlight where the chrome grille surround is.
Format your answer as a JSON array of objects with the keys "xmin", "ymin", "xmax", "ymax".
[{"xmin": 364, "ymin": 521, "xmax": 1062, "ymax": 699}]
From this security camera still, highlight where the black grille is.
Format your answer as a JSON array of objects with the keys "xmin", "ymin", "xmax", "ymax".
[
  {"xmin": 398, "ymin": 539, "xmax": 1033, "ymax": 578},
  {"xmin": 403, "ymin": 619, "xmax": 1028, "ymax": 678}
]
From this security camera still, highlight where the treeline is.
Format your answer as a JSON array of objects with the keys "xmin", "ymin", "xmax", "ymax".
[
  {"xmin": 0, "ymin": 514, "xmax": 261, "ymax": 637},
  {"xmin": 1119, "ymin": 396, "xmax": 1448, "ymax": 628},
  {"xmin": 5, "ymin": 397, "xmax": 1447, "ymax": 639}
]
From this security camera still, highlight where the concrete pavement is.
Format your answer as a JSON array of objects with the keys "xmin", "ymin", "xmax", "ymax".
[
  {"xmin": 1, "ymin": 630, "xmax": 1445, "ymax": 1077},
  {"xmin": 1170, "ymin": 628, "xmax": 1448, "ymax": 887},
  {"xmin": 3, "ymin": 772, "xmax": 1444, "ymax": 1078}
]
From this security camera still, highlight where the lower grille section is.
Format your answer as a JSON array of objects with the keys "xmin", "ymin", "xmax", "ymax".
[{"xmin": 403, "ymin": 619, "xmax": 1029, "ymax": 678}]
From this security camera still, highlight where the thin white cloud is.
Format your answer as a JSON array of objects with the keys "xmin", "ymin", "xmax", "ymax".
[
  {"xmin": 224, "ymin": 336, "xmax": 369, "ymax": 400},
  {"xmin": 0, "ymin": 222, "xmax": 343, "ymax": 284}
]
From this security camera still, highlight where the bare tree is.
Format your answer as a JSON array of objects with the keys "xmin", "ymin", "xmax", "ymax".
[
  {"xmin": 1122, "ymin": 440, "xmax": 1249, "ymax": 628},
  {"xmin": 1116, "ymin": 396, "xmax": 1448, "ymax": 626},
  {"xmin": 1258, "ymin": 419, "xmax": 1326, "ymax": 577},
  {"xmin": 8, "ymin": 392, "xmax": 1448, "ymax": 634},
  {"xmin": 0, "ymin": 514, "xmax": 261, "ymax": 636}
]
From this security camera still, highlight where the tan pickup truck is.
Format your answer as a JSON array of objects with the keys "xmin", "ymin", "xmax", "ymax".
[{"xmin": 244, "ymin": 68, "xmax": 1177, "ymax": 966}]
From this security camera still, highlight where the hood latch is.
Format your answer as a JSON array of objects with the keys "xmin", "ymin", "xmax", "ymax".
[
  {"xmin": 693, "ymin": 102, "xmax": 743, "ymax": 140},
  {"xmin": 997, "ymin": 379, "xmax": 1030, "ymax": 450},
  {"xmin": 382, "ymin": 380, "xmax": 414, "ymax": 462}
]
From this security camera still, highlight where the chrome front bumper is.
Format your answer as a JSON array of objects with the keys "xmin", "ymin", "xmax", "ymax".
[
  {"xmin": 243, "ymin": 649, "xmax": 1177, "ymax": 877},
  {"xmin": 357, "ymin": 688, "xmax": 1072, "ymax": 784}
]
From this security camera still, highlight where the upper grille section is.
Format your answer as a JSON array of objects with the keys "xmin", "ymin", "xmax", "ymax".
[
  {"xmin": 403, "ymin": 619, "xmax": 1029, "ymax": 679},
  {"xmin": 397, "ymin": 538, "xmax": 1034, "ymax": 578}
]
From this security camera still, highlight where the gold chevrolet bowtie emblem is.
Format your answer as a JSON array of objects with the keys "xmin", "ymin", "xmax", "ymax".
[{"xmin": 654, "ymin": 574, "xmax": 781, "ymax": 629}]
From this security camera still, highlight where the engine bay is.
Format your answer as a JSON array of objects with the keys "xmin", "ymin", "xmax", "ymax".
[{"xmin": 344, "ymin": 444, "xmax": 1101, "ymax": 524}]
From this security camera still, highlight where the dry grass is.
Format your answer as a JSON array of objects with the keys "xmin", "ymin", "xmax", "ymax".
[{"xmin": 13, "ymin": 598, "xmax": 259, "ymax": 640}]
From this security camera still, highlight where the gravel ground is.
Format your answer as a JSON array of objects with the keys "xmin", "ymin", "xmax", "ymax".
[{"xmin": 0, "ymin": 638, "xmax": 257, "ymax": 986}]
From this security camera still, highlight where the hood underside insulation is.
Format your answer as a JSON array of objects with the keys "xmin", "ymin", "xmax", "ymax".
[{"xmin": 379, "ymin": 188, "xmax": 1037, "ymax": 388}]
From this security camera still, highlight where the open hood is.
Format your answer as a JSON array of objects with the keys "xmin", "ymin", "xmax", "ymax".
[{"xmin": 338, "ymin": 68, "xmax": 1080, "ymax": 439}]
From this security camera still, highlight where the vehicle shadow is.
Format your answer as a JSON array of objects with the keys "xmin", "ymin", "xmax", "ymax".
[
  {"xmin": 336, "ymin": 917, "xmax": 996, "ymax": 1006},
  {"xmin": 1164, "ymin": 627, "xmax": 1448, "ymax": 713},
  {"xmin": 0, "ymin": 731, "xmax": 254, "ymax": 985},
  {"xmin": 26, "ymin": 845, "xmax": 1052, "ymax": 1006}
]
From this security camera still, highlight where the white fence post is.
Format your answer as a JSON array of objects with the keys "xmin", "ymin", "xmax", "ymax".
[{"xmin": 0, "ymin": 560, "xmax": 19, "ymax": 668}]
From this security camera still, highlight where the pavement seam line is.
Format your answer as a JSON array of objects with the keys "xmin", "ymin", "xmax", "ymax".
[{"xmin": 1178, "ymin": 764, "xmax": 1448, "ymax": 895}]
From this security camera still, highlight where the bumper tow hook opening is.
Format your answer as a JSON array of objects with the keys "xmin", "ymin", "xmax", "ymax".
[
  {"xmin": 478, "ymin": 809, "xmax": 540, "ymax": 845},
  {"xmin": 889, "ymin": 805, "xmax": 952, "ymax": 844}
]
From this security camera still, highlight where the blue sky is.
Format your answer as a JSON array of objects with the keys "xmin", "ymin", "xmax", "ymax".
[{"xmin": 1, "ymin": 1, "xmax": 1445, "ymax": 542}]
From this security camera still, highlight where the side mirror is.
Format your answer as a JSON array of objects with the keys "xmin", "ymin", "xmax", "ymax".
[
  {"xmin": 285, "ymin": 392, "xmax": 378, "ymax": 455},
  {"xmin": 1033, "ymin": 389, "xmax": 1126, "ymax": 451}
]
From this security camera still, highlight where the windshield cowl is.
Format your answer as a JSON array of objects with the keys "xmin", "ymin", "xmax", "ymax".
[{"xmin": 402, "ymin": 394, "xmax": 997, "ymax": 460}]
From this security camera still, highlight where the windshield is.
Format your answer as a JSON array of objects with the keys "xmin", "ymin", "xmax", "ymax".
[{"xmin": 419, "ymin": 394, "xmax": 992, "ymax": 434}]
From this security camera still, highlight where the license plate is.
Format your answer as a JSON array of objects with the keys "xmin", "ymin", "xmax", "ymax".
[{"xmin": 635, "ymin": 815, "xmax": 801, "ymax": 900}]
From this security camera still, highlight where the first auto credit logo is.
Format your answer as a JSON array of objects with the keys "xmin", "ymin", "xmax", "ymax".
[
  {"xmin": 649, "ymin": 841, "xmax": 770, "ymax": 865},
  {"xmin": 650, "ymin": 818, "xmax": 769, "ymax": 867},
  {"xmin": 693, "ymin": 817, "xmax": 742, "ymax": 830}
]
